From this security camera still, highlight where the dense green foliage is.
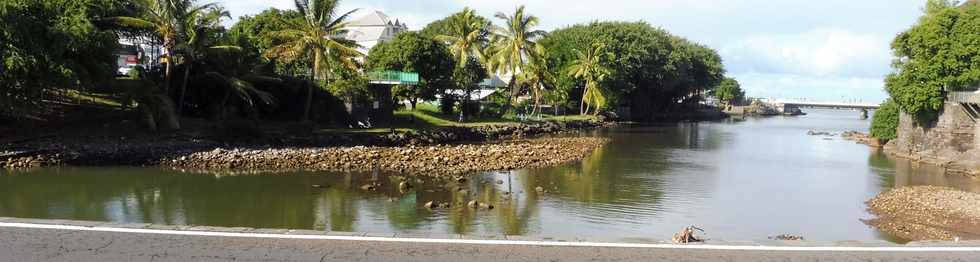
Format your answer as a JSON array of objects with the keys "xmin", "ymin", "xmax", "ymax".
[
  {"xmin": 225, "ymin": 8, "xmax": 305, "ymax": 74},
  {"xmin": 2, "ymin": 0, "xmax": 732, "ymax": 128},
  {"xmin": 0, "ymin": 0, "xmax": 126, "ymax": 117},
  {"xmin": 566, "ymin": 43, "xmax": 613, "ymax": 115},
  {"xmin": 263, "ymin": 0, "xmax": 362, "ymax": 121},
  {"xmin": 540, "ymin": 21, "xmax": 724, "ymax": 119},
  {"xmin": 367, "ymin": 32, "xmax": 455, "ymax": 108},
  {"xmin": 885, "ymin": 0, "xmax": 980, "ymax": 120},
  {"xmin": 714, "ymin": 77, "xmax": 744, "ymax": 105},
  {"xmin": 871, "ymin": 100, "xmax": 900, "ymax": 141}
]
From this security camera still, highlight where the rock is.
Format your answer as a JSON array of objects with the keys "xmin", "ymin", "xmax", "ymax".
[
  {"xmin": 398, "ymin": 181, "xmax": 412, "ymax": 190},
  {"xmin": 769, "ymin": 234, "xmax": 804, "ymax": 241},
  {"xmin": 467, "ymin": 200, "xmax": 479, "ymax": 208},
  {"xmin": 424, "ymin": 201, "xmax": 435, "ymax": 209},
  {"xmin": 360, "ymin": 184, "xmax": 377, "ymax": 191},
  {"xmin": 535, "ymin": 186, "xmax": 544, "ymax": 192},
  {"xmin": 311, "ymin": 184, "xmax": 324, "ymax": 189},
  {"xmin": 671, "ymin": 226, "xmax": 704, "ymax": 244}
]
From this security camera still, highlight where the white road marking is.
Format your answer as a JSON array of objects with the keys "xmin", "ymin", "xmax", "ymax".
[{"xmin": 1, "ymin": 222, "xmax": 977, "ymax": 252}]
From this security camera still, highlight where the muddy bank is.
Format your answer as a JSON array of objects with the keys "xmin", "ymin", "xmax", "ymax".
[
  {"xmin": 164, "ymin": 137, "xmax": 609, "ymax": 175},
  {"xmin": 1, "ymin": 121, "xmax": 605, "ymax": 170},
  {"xmin": 865, "ymin": 186, "xmax": 980, "ymax": 241}
]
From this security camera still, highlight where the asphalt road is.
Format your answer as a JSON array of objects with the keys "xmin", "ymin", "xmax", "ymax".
[{"xmin": 0, "ymin": 226, "xmax": 977, "ymax": 262}]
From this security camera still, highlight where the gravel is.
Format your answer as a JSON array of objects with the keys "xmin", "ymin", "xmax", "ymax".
[{"xmin": 865, "ymin": 186, "xmax": 980, "ymax": 241}]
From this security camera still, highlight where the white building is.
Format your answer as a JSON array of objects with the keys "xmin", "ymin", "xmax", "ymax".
[{"xmin": 345, "ymin": 11, "xmax": 408, "ymax": 55}]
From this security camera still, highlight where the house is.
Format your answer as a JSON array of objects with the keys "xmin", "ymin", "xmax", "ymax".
[{"xmin": 345, "ymin": 11, "xmax": 409, "ymax": 55}]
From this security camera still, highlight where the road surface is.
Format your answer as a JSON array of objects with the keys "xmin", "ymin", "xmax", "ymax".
[{"xmin": 0, "ymin": 223, "xmax": 977, "ymax": 261}]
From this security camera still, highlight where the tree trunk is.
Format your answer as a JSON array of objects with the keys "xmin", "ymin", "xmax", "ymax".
[
  {"xmin": 177, "ymin": 60, "xmax": 192, "ymax": 115},
  {"xmin": 500, "ymin": 77, "xmax": 516, "ymax": 117},
  {"xmin": 580, "ymin": 86, "xmax": 588, "ymax": 115},
  {"xmin": 532, "ymin": 86, "xmax": 541, "ymax": 116},
  {"xmin": 163, "ymin": 40, "xmax": 174, "ymax": 93},
  {"xmin": 304, "ymin": 51, "xmax": 322, "ymax": 122}
]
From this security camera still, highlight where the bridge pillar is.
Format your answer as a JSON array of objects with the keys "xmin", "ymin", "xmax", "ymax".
[{"xmin": 860, "ymin": 109, "xmax": 869, "ymax": 120}]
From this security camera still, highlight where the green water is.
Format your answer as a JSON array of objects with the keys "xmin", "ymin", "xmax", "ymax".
[{"xmin": 2, "ymin": 109, "xmax": 976, "ymax": 242}]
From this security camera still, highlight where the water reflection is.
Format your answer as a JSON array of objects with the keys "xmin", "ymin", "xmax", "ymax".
[{"xmin": 4, "ymin": 109, "xmax": 980, "ymax": 241}]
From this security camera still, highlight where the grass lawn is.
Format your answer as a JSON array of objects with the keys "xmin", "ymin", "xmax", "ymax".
[{"xmin": 392, "ymin": 103, "xmax": 517, "ymax": 129}]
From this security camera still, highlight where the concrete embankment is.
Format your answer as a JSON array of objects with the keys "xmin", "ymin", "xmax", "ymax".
[{"xmin": 866, "ymin": 186, "xmax": 980, "ymax": 241}]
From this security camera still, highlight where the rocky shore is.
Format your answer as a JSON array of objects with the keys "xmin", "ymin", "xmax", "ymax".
[
  {"xmin": 841, "ymin": 131, "xmax": 884, "ymax": 147},
  {"xmin": 1, "ymin": 120, "xmax": 606, "ymax": 172},
  {"xmin": 164, "ymin": 137, "xmax": 608, "ymax": 175},
  {"xmin": 865, "ymin": 186, "xmax": 980, "ymax": 241}
]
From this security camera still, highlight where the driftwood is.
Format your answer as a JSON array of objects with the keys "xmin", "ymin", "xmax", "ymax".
[{"xmin": 672, "ymin": 226, "xmax": 704, "ymax": 243}]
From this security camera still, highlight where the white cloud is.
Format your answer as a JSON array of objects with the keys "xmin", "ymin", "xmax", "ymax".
[
  {"xmin": 722, "ymin": 29, "xmax": 892, "ymax": 78},
  {"xmin": 732, "ymin": 73, "xmax": 888, "ymax": 103}
]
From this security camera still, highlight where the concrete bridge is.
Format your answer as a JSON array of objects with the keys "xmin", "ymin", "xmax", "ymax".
[
  {"xmin": 766, "ymin": 99, "xmax": 880, "ymax": 119},
  {"xmin": 770, "ymin": 100, "xmax": 881, "ymax": 110}
]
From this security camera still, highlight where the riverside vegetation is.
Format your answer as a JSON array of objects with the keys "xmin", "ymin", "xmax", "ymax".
[
  {"xmin": 1, "ymin": 0, "xmax": 738, "ymax": 175},
  {"xmin": 863, "ymin": 0, "xmax": 980, "ymax": 241}
]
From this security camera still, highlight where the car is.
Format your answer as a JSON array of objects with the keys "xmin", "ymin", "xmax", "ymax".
[{"xmin": 117, "ymin": 65, "xmax": 138, "ymax": 76}]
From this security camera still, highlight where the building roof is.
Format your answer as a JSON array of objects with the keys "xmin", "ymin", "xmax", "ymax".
[
  {"xmin": 349, "ymin": 11, "xmax": 400, "ymax": 27},
  {"xmin": 345, "ymin": 10, "xmax": 407, "ymax": 53}
]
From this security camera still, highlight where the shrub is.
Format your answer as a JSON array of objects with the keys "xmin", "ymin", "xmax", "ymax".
[{"xmin": 871, "ymin": 100, "xmax": 900, "ymax": 141}]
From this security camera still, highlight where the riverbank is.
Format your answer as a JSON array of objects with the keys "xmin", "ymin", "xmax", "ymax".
[
  {"xmin": 164, "ymin": 137, "xmax": 608, "ymax": 175},
  {"xmin": 1, "ymin": 120, "xmax": 608, "ymax": 173},
  {"xmin": 865, "ymin": 186, "xmax": 980, "ymax": 241}
]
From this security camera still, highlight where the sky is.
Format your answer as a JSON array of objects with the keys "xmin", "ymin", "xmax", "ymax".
[{"xmin": 217, "ymin": 0, "xmax": 930, "ymax": 103}]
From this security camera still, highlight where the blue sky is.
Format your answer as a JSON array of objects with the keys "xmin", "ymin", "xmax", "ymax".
[{"xmin": 217, "ymin": 0, "xmax": 929, "ymax": 103}]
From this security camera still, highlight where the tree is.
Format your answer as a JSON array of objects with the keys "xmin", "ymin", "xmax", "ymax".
[
  {"xmin": 430, "ymin": 8, "xmax": 492, "ymax": 120},
  {"xmin": 540, "ymin": 21, "xmax": 725, "ymax": 120},
  {"xmin": 488, "ymin": 5, "xmax": 547, "ymax": 116},
  {"xmin": 176, "ymin": 6, "xmax": 231, "ymax": 115},
  {"xmin": 264, "ymin": 0, "xmax": 362, "ymax": 121},
  {"xmin": 431, "ymin": 8, "xmax": 490, "ymax": 71},
  {"xmin": 714, "ymin": 77, "xmax": 744, "ymax": 105},
  {"xmin": 112, "ymin": 0, "xmax": 217, "ymax": 94},
  {"xmin": 517, "ymin": 44, "xmax": 556, "ymax": 115},
  {"xmin": 367, "ymin": 32, "xmax": 455, "ymax": 110},
  {"xmin": 885, "ymin": 1, "xmax": 980, "ymax": 121},
  {"xmin": 1, "ymin": 0, "xmax": 125, "ymax": 118},
  {"xmin": 567, "ymin": 42, "xmax": 614, "ymax": 115},
  {"xmin": 226, "ymin": 8, "xmax": 305, "ymax": 74},
  {"xmin": 871, "ymin": 100, "xmax": 900, "ymax": 141}
]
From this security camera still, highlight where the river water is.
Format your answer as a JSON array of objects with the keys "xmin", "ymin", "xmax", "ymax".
[{"xmin": 3, "ymin": 109, "xmax": 979, "ymax": 242}]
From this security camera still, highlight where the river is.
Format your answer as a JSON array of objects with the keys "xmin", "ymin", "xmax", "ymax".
[{"xmin": 2, "ymin": 109, "xmax": 978, "ymax": 242}]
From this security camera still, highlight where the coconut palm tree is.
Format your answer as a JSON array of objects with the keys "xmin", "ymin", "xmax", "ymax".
[
  {"xmin": 488, "ymin": 5, "xmax": 546, "ymax": 116},
  {"xmin": 516, "ymin": 44, "xmax": 554, "ymax": 115},
  {"xmin": 435, "ymin": 8, "xmax": 488, "ymax": 69},
  {"xmin": 112, "ymin": 0, "xmax": 217, "ymax": 93},
  {"xmin": 264, "ymin": 0, "xmax": 363, "ymax": 121},
  {"xmin": 435, "ymin": 7, "xmax": 489, "ymax": 121},
  {"xmin": 567, "ymin": 42, "xmax": 613, "ymax": 115},
  {"xmin": 176, "ymin": 6, "xmax": 232, "ymax": 115}
]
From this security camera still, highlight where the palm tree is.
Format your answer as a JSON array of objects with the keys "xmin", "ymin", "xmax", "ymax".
[
  {"xmin": 567, "ymin": 42, "xmax": 613, "ymax": 115},
  {"xmin": 435, "ymin": 7, "xmax": 489, "ymax": 121},
  {"xmin": 435, "ymin": 8, "xmax": 488, "ymax": 69},
  {"xmin": 516, "ymin": 44, "xmax": 554, "ymax": 115},
  {"xmin": 488, "ymin": 5, "xmax": 546, "ymax": 116},
  {"xmin": 264, "ymin": 0, "xmax": 363, "ymax": 121},
  {"xmin": 176, "ymin": 6, "xmax": 231, "ymax": 115},
  {"xmin": 112, "ymin": 0, "xmax": 217, "ymax": 93}
]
